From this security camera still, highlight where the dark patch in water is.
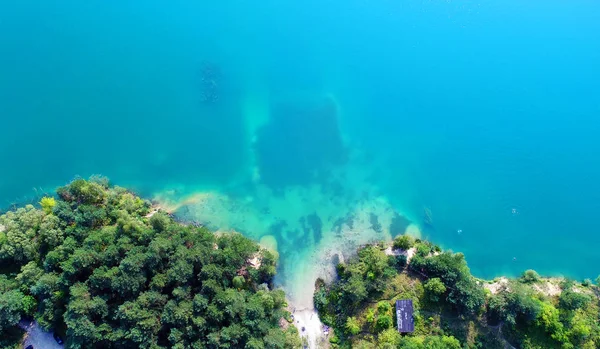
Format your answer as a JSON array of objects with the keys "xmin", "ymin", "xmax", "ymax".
[
  {"xmin": 306, "ymin": 213, "xmax": 323, "ymax": 244},
  {"xmin": 254, "ymin": 97, "xmax": 347, "ymax": 189},
  {"xmin": 390, "ymin": 212, "xmax": 411, "ymax": 237},
  {"xmin": 331, "ymin": 253, "xmax": 341, "ymax": 266},
  {"xmin": 269, "ymin": 220, "xmax": 288, "ymax": 237},
  {"xmin": 369, "ymin": 213, "xmax": 382, "ymax": 233},
  {"xmin": 332, "ymin": 212, "xmax": 355, "ymax": 235},
  {"xmin": 286, "ymin": 228, "xmax": 310, "ymax": 251},
  {"xmin": 299, "ymin": 213, "xmax": 323, "ymax": 245}
]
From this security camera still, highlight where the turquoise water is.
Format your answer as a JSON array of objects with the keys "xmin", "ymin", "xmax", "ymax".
[{"xmin": 2, "ymin": 0, "xmax": 600, "ymax": 293}]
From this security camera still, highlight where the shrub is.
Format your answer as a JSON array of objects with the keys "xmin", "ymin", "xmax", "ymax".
[
  {"xmin": 375, "ymin": 314, "xmax": 393, "ymax": 332},
  {"xmin": 393, "ymin": 235, "xmax": 414, "ymax": 251},
  {"xmin": 345, "ymin": 316, "xmax": 360, "ymax": 335},
  {"xmin": 416, "ymin": 243, "xmax": 431, "ymax": 257},
  {"xmin": 520, "ymin": 270, "xmax": 540, "ymax": 284},
  {"xmin": 39, "ymin": 197, "xmax": 56, "ymax": 214},
  {"xmin": 232, "ymin": 276, "xmax": 245, "ymax": 289},
  {"xmin": 377, "ymin": 301, "xmax": 391, "ymax": 314},
  {"xmin": 389, "ymin": 255, "xmax": 407, "ymax": 270},
  {"xmin": 559, "ymin": 290, "xmax": 591, "ymax": 311},
  {"xmin": 424, "ymin": 277, "xmax": 447, "ymax": 303}
]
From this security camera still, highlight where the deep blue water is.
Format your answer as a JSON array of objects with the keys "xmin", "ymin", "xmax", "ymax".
[{"xmin": 1, "ymin": 0, "xmax": 600, "ymax": 282}]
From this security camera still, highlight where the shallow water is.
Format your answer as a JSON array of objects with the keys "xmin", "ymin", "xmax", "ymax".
[{"xmin": 2, "ymin": 1, "xmax": 600, "ymax": 298}]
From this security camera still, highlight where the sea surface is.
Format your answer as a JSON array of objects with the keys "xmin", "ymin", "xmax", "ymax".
[{"xmin": 2, "ymin": 0, "xmax": 600, "ymax": 301}]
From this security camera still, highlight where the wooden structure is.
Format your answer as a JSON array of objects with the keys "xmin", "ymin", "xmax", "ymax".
[{"xmin": 396, "ymin": 299, "xmax": 415, "ymax": 333}]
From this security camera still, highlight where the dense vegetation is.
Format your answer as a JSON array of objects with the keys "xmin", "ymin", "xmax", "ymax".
[
  {"xmin": 315, "ymin": 235, "xmax": 600, "ymax": 349},
  {"xmin": 0, "ymin": 178, "xmax": 300, "ymax": 349}
]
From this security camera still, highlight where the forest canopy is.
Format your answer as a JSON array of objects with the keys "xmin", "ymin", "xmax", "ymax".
[{"xmin": 0, "ymin": 177, "xmax": 300, "ymax": 349}]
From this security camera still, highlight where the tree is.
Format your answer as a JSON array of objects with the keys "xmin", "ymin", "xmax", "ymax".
[
  {"xmin": 391, "ymin": 254, "xmax": 407, "ymax": 270},
  {"xmin": 0, "ymin": 205, "xmax": 43, "ymax": 265},
  {"xmin": 232, "ymin": 275, "xmax": 245, "ymax": 289},
  {"xmin": 536, "ymin": 302, "xmax": 567, "ymax": 344},
  {"xmin": 345, "ymin": 316, "xmax": 360, "ymax": 335},
  {"xmin": 520, "ymin": 270, "xmax": 540, "ymax": 284},
  {"xmin": 424, "ymin": 277, "xmax": 446, "ymax": 303},
  {"xmin": 15, "ymin": 261, "xmax": 44, "ymax": 292},
  {"xmin": 393, "ymin": 235, "xmax": 414, "ymax": 251},
  {"xmin": 40, "ymin": 197, "xmax": 57, "ymax": 214},
  {"xmin": 342, "ymin": 275, "xmax": 368, "ymax": 306},
  {"xmin": 375, "ymin": 314, "xmax": 392, "ymax": 332},
  {"xmin": 423, "ymin": 335, "xmax": 462, "ymax": 349},
  {"xmin": 378, "ymin": 328, "xmax": 401, "ymax": 347},
  {"xmin": 38, "ymin": 214, "xmax": 64, "ymax": 251},
  {"xmin": 559, "ymin": 290, "xmax": 591, "ymax": 311},
  {"xmin": 0, "ymin": 289, "xmax": 25, "ymax": 332},
  {"xmin": 377, "ymin": 301, "xmax": 391, "ymax": 314}
]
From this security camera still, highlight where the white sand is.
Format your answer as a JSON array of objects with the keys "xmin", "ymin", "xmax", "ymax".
[
  {"xmin": 290, "ymin": 308, "xmax": 325, "ymax": 349},
  {"xmin": 533, "ymin": 279, "xmax": 562, "ymax": 297},
  {"xmin": 484, "ymin": 277, "xmax": 509, "ymax": 295},
  {"xmin": 385, "ymin": 246, "xmax": 417, "ymax": 263},
  {"xmin": 144, "ymin": 207, "xmax": 160, "ymax": 218}
]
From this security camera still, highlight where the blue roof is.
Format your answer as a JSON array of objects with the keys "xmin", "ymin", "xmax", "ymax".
[{"xmin": 396, "ymin": 299, "xmax": 415, "ymax": 333}]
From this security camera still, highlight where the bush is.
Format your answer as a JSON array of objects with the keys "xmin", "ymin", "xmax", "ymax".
[
  {"xmin": 416, "ymin": 243, "xmax": 431, "ymax": 257},
  {"xmin": 39, "ymin": 197, "xmax": 56, "ymax": 214},
  {"xmin": 393, "ymin": 235, "xmax": 414, "ymax": 251},
  {"xmin": 390, "ymin": 255, "xmax": 407, "ymax": 270},
  {"xmin": 377, "ymin": 301, "xmax": 391, "ymax": 314},
  {"xmin": 424, "ymin": 278, "xmax": 447, "ymax": 303},
  {"xmin": 345, "ymin": 316, "xmax": 360, "ymax": 335},
  {"xmin": 520, "ymin": 270, "xmax": 540, "ymax": 284},
  {"xmin": 232, "ymin": 276, "xmax": 245, "ymax": 289},
  {"xmin": 559, "ymin": 290, "xmax": 591, "ymax": 311},
  {"xmin": 375, "ymin": 314, "xmax": 393, "ymax": 332},
  {"xmin": 423, "ymin": 335, "xmax": 462, "ymax": 349}
]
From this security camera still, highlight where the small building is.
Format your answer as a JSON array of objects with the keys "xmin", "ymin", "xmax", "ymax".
[{"xmin": 396, "ymin": 299, "xmax": 415, "ymax": 333}]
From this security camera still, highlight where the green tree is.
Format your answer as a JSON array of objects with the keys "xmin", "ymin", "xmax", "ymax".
[
  {"xmin": 232, "ymin": 275, "xmax": 245, "ymax": 289},
  {"xmin": 536, "ymin": 302, "xmax": 567, "ymax": 344},
  {"xmin": 15, "ymin": 261, "xmax": 44, "ymax": 292},
  {"xmin": 393, "ymin": 235, "xmax": 414, "ymax": 250},
  {"xmin": 559, "ymin": 290, "xmax": 591, "ymax": 311},
  {"xmin": 424, "ymin": 277, "xmax": 446, "ymax": 303},
  {"xmin": 38, "ymin": 214, "xmax": 64, "ymax": 251},
  {"xmin": 0, "ymin": 289, "xmax": 25, "ymax": 332},
  {"xmin": 520, "ymin": 270, "xmax": 540, "ymax": 283},
  {"xmin": 0, "ymin": 205, "xmax": 43, "ymax": 264},
  {"xmin": 375, "ymin": 314, "xmax": 393, "ymax": 332},
  {"xmin": 378, "ymin": 328, "xmax": 401, "ymax": 347},
  {"xmin": 377, "ymin": 301, "xmax": 391, "ymax": 314},
  {"xmin": 40, "ymin": 196, "xmax": 57, "ymax": 214},
  {"xmin": 423, "ymin": 335, "xmax": 462, "ymax": 349},
  {"xmin": 345, "ymin": 316, "xmax": 361, "ymax": 335}
]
